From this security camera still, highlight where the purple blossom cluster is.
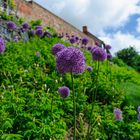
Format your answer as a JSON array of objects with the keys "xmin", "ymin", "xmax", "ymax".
[
  {"xmin": 52, "ymin": 43, "xmax": 65, "ymax": 55},
  {"xmin": 7, "ymin": 21, "xmax": 16, "ymax": 30},
  {"xmin": 91, "ymin": 46, "xmax": 107, "ymax": 61},
  {"xmin": 0, "ymin": 38, "xmax": 6, "ymax": 53},
  {"xmin": 138, "ymin": 106, "xmax": 140, "ymax": 122},
  {"xmin": 58, "ymin": 86, "xmax": 70, "ymax": 98},
  {"xmin": 114, "ymin": 108, "xmax": 123, "ymax": 121},
  {"xmin": 87, "ymin": 66, "xmax": 93, "ymax": 72},
  {"xmin": 56, "ymin": 47, "xmax": 86, "ymax": 74},
  {"xmin": 22, "ymin": 22, "xmax": 29, "ymax": 32}
]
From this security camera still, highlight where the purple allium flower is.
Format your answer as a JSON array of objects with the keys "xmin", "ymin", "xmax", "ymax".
[
  {"xmin": 7, "ymin": 21, "xmax": 16, "ymax": 30},
  {"xmin": 114, "ymin": 108, "xmax": 123, "ymax": 121},
  {"xmin": 35, "ymin": 26, "xmax": 42, "ymax": 30},
  {"xmin": 105, "ymin": 44, "xmax": 112, "ymax": 50},
  {"xmin": 52, "ymin": 43, "xmax": 65, "ymax": 55},
  {"xmin": 107, "ymin": 53, "xmax": 112, "ymax": 60},
  {"xmin": 22, "ymin": 22, "xmax": 29, "ymax": 31},
  {"xmin": 0, "ymin": 38, "xmax": 5, "ymax": 53},
  {"xmin": 56, "ymin": 47, "xmax": 86, "ymax": 74},
  {"xmin": 95, "ymin": 41, "xmax": 100, "ymax": 46},
  {"xmin": 69, "ymin": 37, "xmax": 76, "ymax": 44},
  {"xmin": 75, "ymin": 36, "xmax": 79, "ymax": 41},
  {"xmin": 35, "ymin": 29, "xmax": 44, "ymax": 37},
  {"xmin": 138, "ymin": 113, "xmax": 140, "ymax": 122},
  {"xmin": 91, "ymin": 46, "xmax": 107, "ymax": 61},
  {"xmin": 87, "ymin": 46, "xmax": 92, "ymax": 51},
  {"xmin": 138, "ymin": 106, "xmax": 140, "ymax": 113},
  {"xmin": 36, "ymin": 52, "xmax": 41, "ymax": 57},
  {"xmin": 82, "ymin": 37, "xmax": 89, "ymax": 45},
  {"xmin": 87, "ymin": 66, "xmax": 93, "ymax": 72},
  {"xmin": 58, "ymin": 86, "xmax": 70, "ymax": 98}
]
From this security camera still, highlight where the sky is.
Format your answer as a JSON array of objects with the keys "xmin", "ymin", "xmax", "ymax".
[{"xmin": 34, "ymin": 0, "xmax": 140, "ymax": 54}]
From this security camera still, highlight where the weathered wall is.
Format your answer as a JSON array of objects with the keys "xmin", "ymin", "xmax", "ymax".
[{"xmin": 14, "ymin": 0, "xmax": 98, "ymax": 45}]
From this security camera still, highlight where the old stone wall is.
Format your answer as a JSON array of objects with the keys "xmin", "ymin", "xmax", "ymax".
[{"xmin": 14, "ymin": 0, "xmax": 98, "ymax": 45}]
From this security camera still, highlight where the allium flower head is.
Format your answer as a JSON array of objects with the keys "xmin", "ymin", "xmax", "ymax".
[
  {"xmin": 56, "ymin": 47, "xmax": 86, "ymax": 74},
  {"xmin": 114, "ymin": 108, "xmax": 123, "ymax": 121},
  {"xmin": 91, "ymin": 46, "xmax": 107, "ymax": 61},
  {"xmin": 82, "ymin": 37, "xmax": 88, "ymax": 45},
  {"xmin": 87, "ymin": 46, "xmax": 92, "ymax": 51},
  {"xmin": 0, "ymin": 38, "xmax": 6, "ymax": 53},
  {"xmin": 35, "ymin": 29, "xmax": 44, "ymax": 37},
  {"xmin": 75, "ymin": 36, "xmax": 79, "ymax": 40},
  {"xmin": 22, "ymin": 22, "xmax": 29, "ymax": 31},
  {"xmin": 35, "ymin": 26, "xmax": 42, "ymax": 30},
  {"xmin": 69, "ymin": 37, "xmax": 76, "ymax": 44},
  {"xmin": 7, "ymin": 21, "xmax": 16, "ymax": 30},
  {"xmin": 87, "ymin": 66, "xmax": 93, "ymax": 72},
  {"xmin": 52, "ymin": 43, "xmax": 65, "ymax": 55},
  {"xmin": 105, "ymin": 44, "xmax": 112, "ymax": 50},
  {"xmin": 58, "ymin": 86, "xmax": 70, "ymax": 98},
  {"xmin": 138, "ymin": 106, "xmax": 140, "ymax": 113},
  {"xmin": 107, "ymin": 53, "xmax": 112, "ymax": 60}
]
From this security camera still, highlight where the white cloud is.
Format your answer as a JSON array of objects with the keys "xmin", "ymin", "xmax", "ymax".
[
  {"xmin": 100, "ymin": 32, "xmax": 140, "ymax": 54},
  {"xmin": 136, "ymin": 17, "xmax": 140, "ymax": 32},
  {"xmin": 35, "ymin": 0, "xmax": 140, "ymax": 34}
]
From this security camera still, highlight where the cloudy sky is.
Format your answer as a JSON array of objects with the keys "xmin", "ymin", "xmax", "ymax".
[{"xmin": 34, "ymin": 0, "xmax": 140, "ymax": 54}]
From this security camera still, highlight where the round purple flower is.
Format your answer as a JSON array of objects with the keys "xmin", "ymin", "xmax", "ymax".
[
  {"xmin": 82, "ymin": 37, "xmax": 88, "ymax": 45},
  {"xmin": 0, "ymin": 38, "xmax": 6, "ymax": 53},
  {"xmin": 69, "ymin": 37, "xmax": 76, "ymax": 44},
  {"xmin": 114, "ymin": 108, "xmax": 123, "ymax": 121},
  {"xmin": 35, "ymin": 26, "xmax": 42, "ymax": 30},
  {"xmin": 22, "ymin": 22, "xmax": 29, "ymax": 31},
  {"xmin": 87, "ymin": 66, "xmax": 93, "ymax": 72},
  {"xmin": 35, "ymin": 29, "xmax": 44, "ymax": 37},
  {"xmin": 58, "ymin": 86, "xmax": 70, "ymax": 98},
  {"xmin": 107, "ymin": 53, "xmax": 112, "ymax": 60},
  {"xmin": 105, "ymin": 44, "xmax": 112, "ymax": 50},
  {"xmin": 7, "ymin": 21, "xmax": 16, "ymax": 30},
  {"xmin": 52, "ymin": 43, "xmax": 65, "ymax": 55},
  {"xmin": 95, "ymin": 41, "xmax": 100, "ymax": 46},
  {"xmin": 75, "ymin": 36, "xmax": 79, "ymax": 41},
  {"xmin": 91, "ymin": 46, "xmax": 107, "ymax": 61},
  {"xmin": 87, "ymin": 46, "xmax": 92, "ymax": 51},
  {"xmin": 138, "ymin": 113, "xmax": 140, "ymax": 122},
  {"xmin": 56, "ymin": 47, "xmax": 86, "ymax": 74},
  {"xmin": 138, "ymin": 106, "xmax": 140, "ymax": 113}
]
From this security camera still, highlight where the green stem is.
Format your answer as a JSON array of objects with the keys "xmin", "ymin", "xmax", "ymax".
[
  {"xmin": 87, "ymin": 61, "xmax": 100, "ymax": 139},
  {"xmin": 71, "ymin": 72, "xmax": 76, "ymax": 140}
]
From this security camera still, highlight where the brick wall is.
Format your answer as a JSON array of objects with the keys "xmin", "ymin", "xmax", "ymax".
[{"xmin": 14, "ymin": 0, "xmax": 99, "ymax": 45}]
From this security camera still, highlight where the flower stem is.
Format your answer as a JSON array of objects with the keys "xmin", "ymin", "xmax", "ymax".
[
  {"xmin": 71, "ymin": 72, "xmax": 76, "ymax": 140},
  {"xmin": 87, "ymin": 61, "xmax": 100, "ymax": 139}
]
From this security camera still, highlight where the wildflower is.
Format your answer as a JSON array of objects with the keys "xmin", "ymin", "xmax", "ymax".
[
  {"xmin": 105, "ymin": 44, "xmax": 111, "ymax": 50},
  {"xmin": 82, "ymin": 37, "xmax": 88, "ymax": 45},
  {"xmin": 35, "ymin": 29, "xmax": 44, "ymax": 37},
  {"xmin": 7, "ymin": 21, "xmax": 16, "ymax": 30},
  {"xmin": 69, "ymin": 37, "xmax": 76, "ymax": 44},
  {"xmin": 87, "ymin": 46, "xmax": 92, "ymax": 51},
  {"xmin": 22, "ymin": 22, "xmax": 29, "ymax": 31},
  {"xmin": 35, "ymin": 26, "xmax": 42, "ymax": 30},
  {"xmin": 58, "ymin": 86, "xmax": 70, "ymax": 98},
  {"xmin": 91, "ymin": 46, "xmax": 107, "ymax": 61},
  {"xmin": 52, "ymin": 43, "xmax": 65, "ymax": 55},
  {"xmin": 56, "ymin": 47, "xmax": 86, "ymax": 74},
  {"xmin": 114, "ymin": 108, "xmax": 123, "ymax": 121},
  {"xmin": 138, "ymin": 106, "xmax": 140, "ymax": 113},
  {"xmin": 87, "ymin": 66, "xmax": 93, "ymax": 72},
  {"xmin": 0, "ymin": 38, "xmax": 5, "ymax": 53},
  {"xmin": 107, "ymin": 53, "xmax": 112, "ymax": 60}
]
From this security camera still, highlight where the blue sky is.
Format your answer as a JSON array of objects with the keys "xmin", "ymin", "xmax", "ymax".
[{"xmin": 35, "ymin": 0, "xmax": 140, "ymax": 54}]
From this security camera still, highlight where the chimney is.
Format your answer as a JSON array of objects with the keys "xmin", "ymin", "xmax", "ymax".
[{"xmin": 83, "ymin": 26, "xmax": 88, "ymax": 34}]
